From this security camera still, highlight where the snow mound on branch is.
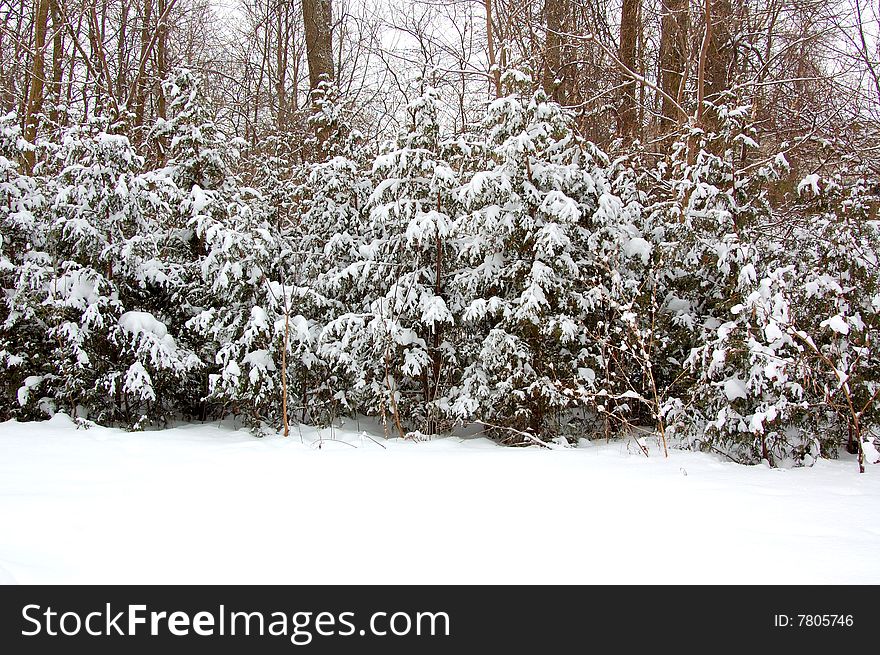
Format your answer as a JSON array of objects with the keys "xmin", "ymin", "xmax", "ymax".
[
  {"xmin": 723, "ymin": 377, "xmax": 747, "ymax": 402},
  {"xmin": 797, "ymin": 174, "xmax": 820, "ymax": 196},
  {"xmin": 624, "ymin": 237, "xmax": 652, "ymax": 264},
  {"xmin": 820, "ymin": 314, "xmax": 849, "ymax": 335},
  {"xmin": 119, "ymin": 311, "xmax": 170, "ymax": 339},
  {"xmin": 17, "ymin": 376, "xmax": 43, "ymax": 407}
]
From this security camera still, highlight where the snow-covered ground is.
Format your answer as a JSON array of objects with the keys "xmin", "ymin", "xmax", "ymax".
[{"xmin": 1, "ymin": 414, "xmax": 878, "ymax": 584}]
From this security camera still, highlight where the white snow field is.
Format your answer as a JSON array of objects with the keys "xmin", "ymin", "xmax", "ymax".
[{"xmin": 1, "ymin": 413, "xmax": 878, "ymax": 584}]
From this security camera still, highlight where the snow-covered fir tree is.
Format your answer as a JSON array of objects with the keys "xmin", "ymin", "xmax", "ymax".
[
  {"xmin": 156, "ymin": 69, "xmax": 300, "ymax": 431},
  {"xmin": 777, "ymin": 174, "xmax": 880, "ymax": 469},
  {"xmin": 289, "ymin": 98, "xmax": 372, "ymax": 425},
  {"xmin": 650, "ymin": 105, "xmax": 778, "ymax": 461},
  {"xmin": 651, "ymin": 103, "xmax": 853, "ymax": 466},
  {"xmin": 450, "ymin": 72, "xmax": 633, "ymax": 440},
  {"xmin": 0, "ymin": 113, "xmax": 43, "ymax": 419},
  {"xmin": 319, "ymin": 85, "xmax": 459, "ymax": 436},
  {"xmin": 3, "ymin": 114, "xmax": 199, "ymax": 427},
  {"xmin": 322, "ymin": 87, "xmax": 458, "ymax": 436}
]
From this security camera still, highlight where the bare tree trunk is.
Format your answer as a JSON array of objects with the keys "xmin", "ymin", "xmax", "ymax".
[
  {"xmin": 156, "ymin": 0, "xmax": 167, "ymax": 121},
  {"xmin": 687, "ymin": 0, "xmax": 712, "ymax": 163},
  {"xmin": 543, "ymin": 0, "xmax": 567, "ymax": 104},
  {"xmin": 303, "ymin": 0, "xmax": 334, "ymax": 91},
  {"xmin": 134, "ymin": 0, "xmax": 152, "ymax": 128},
  {"xmin": 619, "ymin": 0, "xmax": 640, "ymax": 140},
  {"xmin": 658, "ymin": 0, "xmax": 689, "ymax": 132},
  {"xmin": 66, "ymin": 12, "xmax": 85, "ymax": 116},
  {"xmin": 49, "ymin": 0, "xmax": 64, "ymax": 127},
  {"xmin": 117, "ymin": 0, "xmax": 130, "ymax": 101},
  {"xmin": 705, "ymin": 0, "xmax": 733, "ymax": 103},
  {"xmin": 485, "ymin": 0, "xmax": 501, "ymax": 97},
  {"xmin": 303, "ymin": 0, "xmax": 334, "ymax": 154},
  {"xmin": 696, "ymin": 0, "xmax": 711, "ymax": 126},
  {"xmin": 23, "ymin": 0, "xmax": 51, "ymax": 171},
  {"xmin": 275, "ymin": 4, "xmax": 289, "ymax": 130}
]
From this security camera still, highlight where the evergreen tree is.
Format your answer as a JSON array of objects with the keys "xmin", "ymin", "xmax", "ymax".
[
  {"xmin": 0, "ymin": 113, "xmax": 44, "ymax": 419},
  {"xmin": 157, "ymin": 69, "xmax": 296, "ymax": 430},
  {"xmin": 451, "ymin": 74, "xmax": 630, "ymax": 440},
  {"xmin": 3, "ymin": 114, "xmax": 199, "ymax": 426},
  {"xmin": 292, "ymin": 132, "xmax": 371, "ymax": 425},
  {"xmin": 319, "ymin": 86, "xmax": 459, "ymax": 435}
]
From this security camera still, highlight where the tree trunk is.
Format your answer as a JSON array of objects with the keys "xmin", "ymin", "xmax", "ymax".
[
  {"xmin": 276, "ymin": 8, "xmax": 288, "ymax": 130},
  {"xmin": 705, "ymin": 0, "xmax": 733, "ymax": 103},
  {"xmin": 484, "ymin": 0, "xmax": 501, "ymax": 97},
  {"xmin": 303, "ymin": 0, "xmax": 334, "ymax": 92},
  {"xmin": 134, "ymin": 0, "xmax": 152, "ymax": 128},
  {"xmin": 117, "ymin": 0, "xmax": 129, "ymax": 101},
  {"xmin": 658, "ymin": 0, "xmax": 689, "ymax": 132},
  {"xmin": 23, "ymin": 0, "xmax": 51, "ymax": 172},
  {"xmin": 49, "ymin": 0, "xmax": 65, "ymax": 127},
  {"xmin": 619, "ymin": 0, "xmax": 640, "ymax": 140},
  {"xmin": 156, "ymin": 0, "xmax": 167, "ymax": 121},
  {"xmin": 543, "ymin": 0, "xmax": 567, "ymax": 104}
]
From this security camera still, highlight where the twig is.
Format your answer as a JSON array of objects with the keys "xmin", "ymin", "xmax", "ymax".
[
  {"xmin": 476, "ymin": 420, "xmax": 564, "ymax": 449},
  {"xmin": 360, "ymin": 431, "xmax": 387, "ymax": 449},
  {"xmin": 310, "ymin": 437, "xmax": 357, "ymax": 449}
]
